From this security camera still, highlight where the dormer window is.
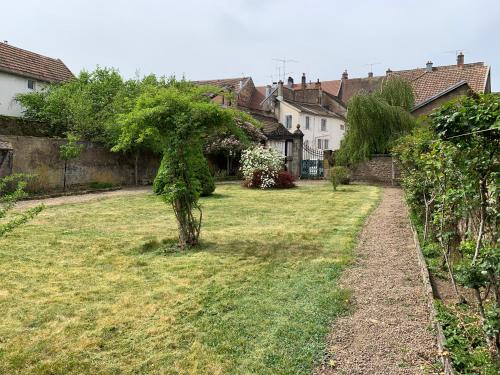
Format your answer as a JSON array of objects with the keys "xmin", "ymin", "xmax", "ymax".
[{"xmin": 27, "ymin": 79, "xmax": 35, "ymax": 90}]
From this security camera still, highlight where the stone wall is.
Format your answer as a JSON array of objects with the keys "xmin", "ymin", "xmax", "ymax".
[
  {"xmin": 350, "ymin": 155, "xmax": 400, "ymax": 185},
  {"xmin": 0, "ymin": 135, "xmax": 160, "ymax": 192}
]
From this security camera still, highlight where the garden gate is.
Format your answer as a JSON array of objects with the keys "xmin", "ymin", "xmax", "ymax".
[{"xmin": 301, "ymin": 144, "xmax": 324, "ymax": 179}]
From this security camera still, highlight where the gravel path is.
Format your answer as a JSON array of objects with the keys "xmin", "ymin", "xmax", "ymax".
[
  {"xmin": 16, "ymin": 186, "xmax": 151, "ymax": 209},
  {"xmin": 316, "ymin": 187, "xmax": 437, "ymax": 375}
]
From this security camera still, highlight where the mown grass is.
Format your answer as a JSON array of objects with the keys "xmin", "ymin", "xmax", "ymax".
[{"xmin": 0, "ymin": 183, "xmax": 380, "ymax": 374}]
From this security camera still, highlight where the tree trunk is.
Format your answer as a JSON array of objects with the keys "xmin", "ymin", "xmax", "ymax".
[
  {"xmin": 63, "ymin": 160, "xmax": 67, "ymax": 192},
  {"xmin": 134, "ymin": 150, "xmax": 139, "ymax": 186}
]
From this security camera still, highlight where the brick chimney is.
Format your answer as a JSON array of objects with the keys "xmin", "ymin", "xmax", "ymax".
[
  {"xmin": 386, "ymin": 68, "xmax": 392, "ymax": 75},
  {"xmin": 315, "ymin": 78, "xmax": 321, "ymax": 88},
  {"xmin": 341, "ymin": 69, "xmax": 348, "ymax": 80},
  {"xmin": 301, "ymin": 73, "xmax": 306, "ymax": 88},
  {"xmin": 426, "ymin": 61, "xmax": 433, "ymax": 72},
  {"xmin": 457, "ymin": 52, "xmax": 464, "ymax": 67},
  {"xmin": 287, "ymin": 76, "xmax": 294, "ymax": 88},
  {"xmin": 368, "ymin": 72, "xmax": 373, "ymax": 78},
  {"xmin": 277, "ymin": 80, "xmax": 283, "ymax": 99}
]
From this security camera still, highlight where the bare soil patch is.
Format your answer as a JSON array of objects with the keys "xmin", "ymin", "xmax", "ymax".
[{"xmin": 316, "ymin": 187, "xmax": 437, "ymax": 375}]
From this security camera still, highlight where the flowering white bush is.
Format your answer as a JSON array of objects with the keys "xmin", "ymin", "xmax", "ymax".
[{"xmin": 240, "ymin": 146, "xmax": 285, "ymax": 188}]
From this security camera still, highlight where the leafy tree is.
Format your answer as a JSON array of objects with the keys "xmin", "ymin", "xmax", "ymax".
[
  {"xmin": 59, "ymin": 134, "xmax": 83, "ymax": 191},
  {"xmin": 337, "ymin": 76, "xmax": 415, "ymax": 165},
  {"xmin": 0, "ymin": 174, "xmax": 43, "ymax": 237},
  {"xmin": 113, "ymin": 84, "xmax": 248, "ymax": 249},
  {"xmin": 16, "ymin": 67, "xmax": 125, "ymax": 142}
]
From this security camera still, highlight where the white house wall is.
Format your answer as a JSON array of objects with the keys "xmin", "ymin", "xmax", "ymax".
[
  {"xmin": 0, "ymin": 71, "xmax": 47, "ymax": 117},
  {"xmin": 278, "ymin": 101, "xmax": 345, "ymax": 151}
]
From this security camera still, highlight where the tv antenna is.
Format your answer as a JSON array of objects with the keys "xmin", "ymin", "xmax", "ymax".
[
  {"xmin": 364, "ymin": 62, "xmax": 381, "ymax": 74},
  {"xmin": 273, "ymin": 57, "xmax": 298, "ymax": 82},
  {"xmin": 444, "ymin": 49, "xmax": 467, "ymax": 57}
]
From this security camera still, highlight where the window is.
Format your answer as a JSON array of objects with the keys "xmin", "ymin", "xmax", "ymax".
[
  {"xmin": 321, "ymin": 119, "xmax": 327, "ymax": 131},
  {"xmin": 27, "ymin": 79, "xmax": 35, "ymax": 90},
  {"xmin": 305, "ymin": 116, "xmax": 310, "ymax": 130},
  {"xmin": 304, "ymin": 140, "xmax": 309, "ymax": 147},
  {"xmin": 317, "ymin": 139, "xmax": 322, "ymax": 149},
  {"xmin": 324, "ymin": 139, "xmax": 329, "ymax": 150},
  {"xmin": 285, "ymin": 115, "xmax": 292, "ymax": 129},
  {"xmin": 340, "ymin": 124, "xmax": 345, "ymax": 131}
]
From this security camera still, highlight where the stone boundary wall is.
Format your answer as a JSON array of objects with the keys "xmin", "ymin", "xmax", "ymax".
[
  {"xmin": 350, "ymin": 155, "xmax": 400, "ymax": 185},
  {"xmin": 0, "ymin": 135, "xmax": 160, "ymax": 192}
]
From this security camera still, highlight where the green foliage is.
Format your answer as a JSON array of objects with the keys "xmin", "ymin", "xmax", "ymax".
[
  {"xmin": 114, "ymin": 84, "xmax": 246, "ymax": 248},
  {"xmin": 436, "ymin": 302, "xmax": 499, "ymax": 374},
  {"xmin": 337, "ymin": 76, "xmax": 416, "ymax": 165},
  {"xmin": 153, "ymin": 153, "xmax": 215, "ymax": 197},
  {"xmin": 59, "ymin": 133, "xmax": 83, "ymax": 161},
  {"xmin": 0, "ymin": 174, "xmax": 43, "ymax": 237},
  {"xmin": 329, "ymin": 166, "xmax": 350, "ymax": 191},
  {"xmin": 395, "ymin": 93, "xmax": 500, "ymax": 363}
]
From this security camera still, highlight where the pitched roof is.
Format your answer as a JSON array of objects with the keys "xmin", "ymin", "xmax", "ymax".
[
  {"xmin": 290, "ymin": 80, "xmax": 341, "ymax": 97},
  {"xmin": 192, "ymin": 77, "xmax": 251, "ymax": 93},
  {"xmin": 389, "ymin": 62, "xmax": 490, "ymax": 104},
  {"xmin": 282, "ymin": 99, "xmax": 344, "ymax": 119},
  {"xmin": 339, "ymin": 76, "xmax": 385, "ymax": 103},
  {"xmin": 246, "ymin": 85, "xmax": 267, "ymax": 111},
  {"xmin": 0, "ymin": 42, "xmax": 74, "ymax": 83},
  {"xmin": 250, "ymin": 112, "xmax": 294, "ymax": 140}
]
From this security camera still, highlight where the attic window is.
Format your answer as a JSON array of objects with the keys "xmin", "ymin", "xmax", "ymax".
[{"xmin": 27, "ymin": 79, "xmax": 35, "ymax": 90}]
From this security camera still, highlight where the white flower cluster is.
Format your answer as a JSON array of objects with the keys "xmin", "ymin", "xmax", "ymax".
[{"xmin": 240, "ymin": 146, "xmax": 285, "ymax": 188}]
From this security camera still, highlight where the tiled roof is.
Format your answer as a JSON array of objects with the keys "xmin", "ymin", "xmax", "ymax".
[
  {"xmin": 390, "ymin": 62, "xmax": 490, "ymax": 104},
  {"xmin": 339, "ymin": 76, "xmax": 385, "ymax": 103},
  {"xmin": 290, "ymin": 80, "xmax": 341, "ymax": 97},
  {"xmin": 250, "ymin": 112, "xmax": 293, "ymax": 140},
  {"xmin": 246, "ymin": 85, "xmax": 267, "ymax": 111},
  {"xmin": 192, "ymin": 77, "xmax": 251, "ymax": 93},
  {"xmin": 283, "ymin": 100, "xmax": 344, "ymax": 119},
  {"xmin": 0, "ymin": 42, "xmax": 73, "ymax": 83}
]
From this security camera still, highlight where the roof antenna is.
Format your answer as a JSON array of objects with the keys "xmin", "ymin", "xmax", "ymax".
[
  {"xmin": 364, "ymin": 62, "xmax": 381, "ymax": 76},
  {"xmin": 272, "ymin": 57, "xmax": 298, "ymax": 82}
]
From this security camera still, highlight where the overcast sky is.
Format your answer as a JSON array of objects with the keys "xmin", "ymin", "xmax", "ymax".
[{"xmin": 1, "ymin": 0, "xmax": 499, "ymax": 90}]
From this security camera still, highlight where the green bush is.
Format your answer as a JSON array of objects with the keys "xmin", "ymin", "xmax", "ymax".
[
  {"xmin": 154, "ymin": 153, "xmax": 215, "ymax": 197},
  {"xmin": 329, "ymin": 166, "xmax": 350, "ymax": 191}
]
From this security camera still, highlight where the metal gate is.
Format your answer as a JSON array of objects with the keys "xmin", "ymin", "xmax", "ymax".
[{"xmin": 301, "ymin": 144, "xmax": 324, "ymax": 178}]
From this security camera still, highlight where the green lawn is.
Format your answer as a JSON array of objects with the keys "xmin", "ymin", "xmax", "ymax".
[{"xmin": 0, "ymin": 183, "xmax": 380, "ymax": 374}]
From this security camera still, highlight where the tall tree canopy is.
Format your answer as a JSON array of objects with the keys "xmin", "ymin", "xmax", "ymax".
[{"xmin": 336, "ymin": 76, "xmax": 416, "ymax": 165}]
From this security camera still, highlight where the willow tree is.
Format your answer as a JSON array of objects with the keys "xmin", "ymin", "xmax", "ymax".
[
  {"xmin": 337, "ymin": 76, "xmax": 416, "ymax": 165},
  {"xmin": 113, "ymin": 84, "xmax": 249, "ymax": 249}
]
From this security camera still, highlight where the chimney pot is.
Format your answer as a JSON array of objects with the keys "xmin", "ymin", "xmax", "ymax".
[
  {"xmin": 301, "ymin": 73, "xmax": 306, "ymax": 88},
  {"xmin": 342, "ymin": 69, "xmax": 348, "ymax": 80},
  {"xmin": 368, "ymin": 72, "xmax": 374, "ymax": 78},
  {"xmin": 457, "ymin": 52, "xmax": 464, "ymax": 67},
  {"xmin": 426, "ymin": 61, "xmax": 433, "ymax": 72}
]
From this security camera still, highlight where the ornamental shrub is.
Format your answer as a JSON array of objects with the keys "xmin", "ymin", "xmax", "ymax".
[
  {"xmin": 275, "ymin": 171, "xmax": 295, "ymax": 189},
  {"xmin": 240, "ymin": 146, "xmax": 285, "ymax": 188},
  {"xmin": 153, "ymin": 152, "xmax": 215, "ymax": 197},
  {"xmin": 329, "ymin": 166, "xmax": 350, "ymax": 191}
]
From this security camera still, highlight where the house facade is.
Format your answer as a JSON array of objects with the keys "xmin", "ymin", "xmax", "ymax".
[{"xmin": 0, "ymin": 42, "xmax": 73, "ymax": 117}]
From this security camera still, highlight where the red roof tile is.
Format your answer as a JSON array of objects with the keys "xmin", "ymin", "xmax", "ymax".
[
  {"xmin": 290, "ymin": 80, "xmax": 341, "ymax": 97},
  {"xmin": 390, "ymin": 62, "xmax": 490, "ymax": 104},
  {"xmin": 0, "ymin": 42, "xmax": 74, "ymax": 83}
]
